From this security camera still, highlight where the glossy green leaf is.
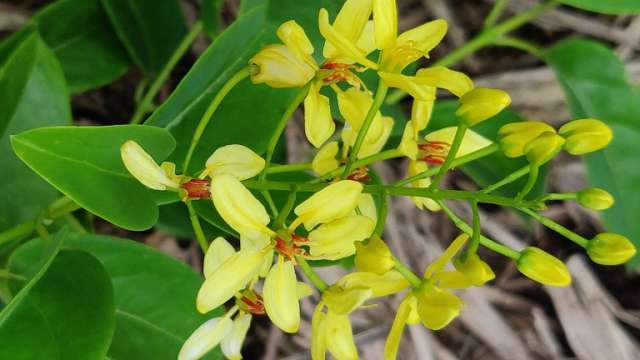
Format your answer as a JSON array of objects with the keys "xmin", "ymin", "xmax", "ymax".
[
  {"xmin": 0, "ymin": 0, "xmax": 130, "ymax": 93},
  {"xmin": 146, "ymin": 0, "xmax": 340, "ymax": 174},
  {"xmin": 101, "ymin": 0, "xmax": 187, "ymax": 76},
  {"xmin": 0, "ymin": 34, "xmax": 71, "ymax": 232},
  {"xmin": 545, "ymin": 38, "xmax": 640, "ymax": 266},
  {"xmin": 10, "ymin": 233, "xmax": 220, "ymax": 359},
  {"xmin": 557, "ymin": 0, "xmax": 640, "ymax": 14},
  {"xmin": 1, "ymin": 230, "xmax": 115, "ymax": 360},
  {"xmin": 239, "ymin": 0, "xmax": 266, "ymax": 15},
  {"xmin": 11, "ymin": 125, "xmax": 175, "ymax": 231},
  {"xmin": 201, "ymin": 0, "xmax": 226, "ymax": 37}
]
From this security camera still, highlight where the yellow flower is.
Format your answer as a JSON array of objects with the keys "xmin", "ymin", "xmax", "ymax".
[
  {"xmin": 425, "ymin": 126, "xmax": 493, "ymax": 157},
  {"xmin": 587, "ymin": 233, "xmax": 636, "ymax": 266},
  {"xmin": 178, "ymin": 315, "xmax": 233, "ymax": 360},
  {"xmin": 577, "ymin": 187, "xmax": 614, "ymax": 210},
  {"xmin": 318, "ymin": 8, "xmax": 378, "ymax": 69},
  {"xmin": 341, "ymin": 115, "xmax": 394, "ymax": 158},
  {"xmin": 454, "ymin": 253, "xmax": 495, "ymax": 286},
  {"xmin": 336, "ymin": 270, "xmax": 410, "ymax": 297},
  {"xmin": 307, "ymin": 215, "xmax": 375, "ymax": 260},
  {"xmin": 120, "ymin": 140, "xmax": 180, "ymax": 190},
  {"xmin": 293, "ymin": 180, "xmax": 363, "ymax": 230},
  {"xmin": 380, "ymin": 19, "xmax": 448, "ymax": 72},
  {"xmin": 249, "ymin": 21, "xmax": 317, "ymax": 88},
  {"xmin": 322, "ymin": 312, "xmax": 359, "ymax": 360},
  {"xmin": 516, "ymin": 247, "xmax": 571, "ymax": 287},
  {"xmin": 379, "ymin": 67, "xmax": 473, "ymax": 100},
  {"xmin": 372, "ymin": 0, "xmax": 397, "ymax": 50},
  {"xmin": 221, "ymin": 312, "xmax": 252, "ymax": 360},
  {"xmin": 203, "ymin": 237, "xmax": 236, "ymax": 278},
  {"xmin": 497, "ymin": 121, "xmax": 556, "ymax": 158},
  {"xmin": 524, "ymin": 131, "xmax": 565, "ymax": 167},
  {"xmin": 304, "ymin": 81, "xmax": 335, "ymax": 148},
  {"xmin": 397, "ymin": 121, "xmax": 418, "ymax": 159},
  {"xmin": 202, "ymin": 144, "xmax": 265, "ymax": 180},
  {"xmin": 263, "ymin": 258, "xmax": 300, "ymax": 333},
  {"xmin": 355, "ymin": 236, "xmax": 395, "ymax": 274},
  {"xmin": 384, "ymin": 295, "xmax": 412, "ymax": 360},
  {"xmin": 415, "ymin": 285, "xmax": 464, "ymax": 330},
  {"xmin": 323, "ymin": 284, "xmax": 373, "ymax": 315},
  {"xmin": 322, "ymin": 0, "xmax": 375, "ymax": 63},
  {"xmin": 558, "ymin": 118, "xmax": 613, "ymax": 155},
  {"xmin": 312, "ymin": 141, "xmax": 341, "ymax": 175},
  {"xmin": 210, "ymin": 174, "xmax": 274, "ymax": 240},
  {"xmin": 355, "ymin": 193, "xmax": 378, "ymax": 223},
  {"xmin": 456, "ymin": 88, "xmax": 511, "ymax": 127},
  {"xmin": 411, "ymin": 94, "xmax": 436, "ymax": 136}
]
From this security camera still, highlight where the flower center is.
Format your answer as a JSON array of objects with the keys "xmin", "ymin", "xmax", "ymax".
[
  {"xmin": 238, "ymin": 291, "xmax": 265, "ymax": 315},
  {"xmin": 181, "ymin": 179, "xmax": 210, "ymax": 199},
  {"xmin": 274, "ymin": 235, "xmax": 309, "ymax": 261},
  {"xmin": 418, "ymin": 140, "xmax": 450, "ymax": 165}
]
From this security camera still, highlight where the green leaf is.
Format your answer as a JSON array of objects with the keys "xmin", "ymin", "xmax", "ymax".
[
  {"xmin": 146, "ymin": 0, "xmax": 340, "ymax": 174},
  {"xmin": 1, "ymin": 230, "xmax": 116, "ymax": 360},
  {"xmin": 0, "ymin": 34, "xmax": 71, "ymax": 232},
  {"xmin": 201, "ymin": 0, "xmax": 226, "ymax": 37},
  {"xmin": 0, "ymin": 0, "xmax": 130, "ymax": 93},
  {"xmin": 239, "ymin": 0, "xmax": 266, "ymax": 15},
  {"xmin": 10, "ymin": 233, "xmax": 220, "ymax": 359},
  {"xmin": 101, "ymin": 0, "xmax": 187, "ymax": 76},
  {"xmin": 11, "ymin": 125, "xmax": 176, "ymax": 231},
  {"xmin": 556, "ymin": 0, "xmax": 640, "ymax": 14},
  {"xmin": 545, "ymin": 38, "xmax": 640, "ymax": 266}
]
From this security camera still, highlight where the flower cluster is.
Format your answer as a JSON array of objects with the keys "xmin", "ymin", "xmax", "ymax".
[{"xmin": 120, "ymin": 1, "xmax": 636, "ymax": 359}]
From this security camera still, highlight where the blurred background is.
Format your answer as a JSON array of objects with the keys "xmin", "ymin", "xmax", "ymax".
[{"xmin": 1, "ymin": 0, "xmax": 639, "ymax": 359}]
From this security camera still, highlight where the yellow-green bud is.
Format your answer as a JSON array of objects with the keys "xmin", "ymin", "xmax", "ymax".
[
  {"xmin": 516, "ymin": 247, "xmax": 571, "ymax": 287},
  {"xmin": 497, "ymin": 121, "xmax": 556, "ymax": 158},
  {"xmin": 587, "ymin": 233, "xmax": 636, "ymax": 265},
  {"xmin": 354, "ymin": 236, "xmax": 395, "ymax": 275},
  {"xmin": 456, "ymin": 87, "xmax": 511, "ymax": 127},
  {"xmin": 524, "ymin": 132, "xmax": 565, "ymax": 167},
  {"xmin": 558, "ymin": 118, "xmax": 613, "ymax": 155},
  {"xmin": 577, "ymin": 188, "xmax": 614, "ymax": 210},
  {"xmin": 454, "ymin": 253, "xmax": 495, "ymax": 286}
]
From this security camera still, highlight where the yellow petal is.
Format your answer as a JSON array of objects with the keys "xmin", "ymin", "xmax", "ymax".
[
  {"xmin": 397, "ymin": 19, "xmax": 447, "ymax": 56},
  {"xmin": 323, "ymin": 285, "xmax": 373, "ymax": 315},
  {"xmin": 337, "ymin": 87, "xmax": 384, "ymax": 137},
  {"xmin": 378, "ymin": 71, "xmax": 436, "ymax": 101},
  {"xmin": 304, "ymin": 82, "xmax": 335, "ymax": 148},
  {"xmin": 324, "ymin": 312, "xmax": 358, "ymax": 360},
  {"xmin": 263, "ymin": 258, "xmax": 300, "ymax": 333},
  {"xmin": 355, "ymin": 236, "xmax": 395, "ymax": 274},
  {"xmin": 558, "ymin": 118, "xmax": 613, "ymax": 155},
  {"xmin": 411, "ymin": 96, "xmax": 436, "ymax": 135},
  {"xmin": 294, "ymin": 180, "xmax": 363, "ymax": 230},
  {"xmin": 249, "ymin": 44, "xmax": 316, "ymax": 88},
  {"xmin": 323, "ymin": 0, "xmax": 373, "ymax": 59},
  {"xmin": 203, "ymin": 237, "xmax": 236, "ymax": 278},
  {"xmin": 277, "ymin": 20, "xmax": 314, "ymax": 60},
  {"xmin": 416, "ymin": 287, "xmax": 464, "ymax": 330},
  {"xmin": 319, "ymin": 8, "xmax": 379, "ymax": 69},
  {"xmin": 424, "ymin": 233, "xmax": 469, "ymax": 278},
  {"xmin": 587, "ymin": 233, "xmax": 636, "ymax": 266},
  {"xmin": 336, "ymin": 270, "xmax": 410, "ymax": 297},
  {"xmin": 120, "ymin": 140, "xmax": 179, "ymax": 190},
  {"xmin": 356, "ymin": 193, "xmax": 377, "ymax": 223},
  {"xmin": 497, "ymin": 121, "xmax": 556, "ymax": 158},
  {"xmin": 373, "ymin": 0, "xmax": 397, "ymax": 50},
  {"xmin": 356, "ymin": 20, "xmax": 376, "ymax": 55},
  {"xmin": 405, "ymin": 294, "xmax": 421, "ymax": 325},
  {"xmin": 456, "ymin": 87, "xmax": 511, "ymax": 127},
  {"xmin": 407, "ymin": 160, "xmax": 440, "ymax": 211},
  {"xmin": 398, "ymin": 121, "xmax": 418, "ymax": 159},
  {"xmin": 431, "ymin": 271, "xmax": 474, "ymax": 289},
  {"xmin": 197, "ymin": 249, "xmax": 266, "ymax": 313},
  {"xmin": 454, "ymin": 253, "xmax": 496, "ymax": 286},
  {"xmin": 425, "ymin": 127, "xmax": 492, "ymax": 158},
  {"xmin": 240, "ymin": 233, "xmax": 272, "ymax": 252},
  {"xmin": 416, "ymin": 66, "xmax": 474, "ymax": 97},
  {"xmin": 178, "ymin": 317, "xmax": 233, "ymax": 360},
  {"xmin": 210, "ymin": 174, "xmax": 272, "ymax": 239},
  {"xmin": 516, "ymin": 247, "xmax": 571, "ymax": 287},
  {"xmin": 312, "ymin": 141, "xmax": 341, "ymax": 175},
  {"xmin": 354, "ymin": 115, "xmax": 394, "ymax": 158},
  {"xmin": 524, "ymin": 131, "xmax": 565, "ymax": 167},
  {"xmin": 308, "ymin": 215, "xmax": 375, "ymax": 260},
  {"xmin": 311, "ymin": 304, "xmax": 328, "ymax": 360},
  {"xmin": 384, "ymin": 295, "xmax": 412, "ymax": 360},
  {"xmin": 297, "ymin": 281, "xmax": 314, "ymax": 299},
  {"xmin": 204, "ymin": 144, "xmax": 265, "ymax": 180},
  {"xmin": 221, "ymin": 312, "xmax": 252, "ymax": 360}
]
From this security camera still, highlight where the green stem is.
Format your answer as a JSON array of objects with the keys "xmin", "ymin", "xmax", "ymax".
[
  {"xmin": 469, "ymin": 200, "xmax": 481, "ymax": 256},
  {"xmin": 494, "ymin": 36, "xmax": 543, "ymax": 57},
  {"xmin": 182, "ymin": 67, "xmax": 250, "ymax": 173},
  {"xmin": 481, "ymin": 165, "xmax": 529, "ymax": 194},
  {"xmin": 395, "ymin": 143, "xmax": 499, "ymax": 187},
  {"xmin": 516, "ymin": 165, "xmax": 539, "ymax": 202},
  {"xmin": 275, "ymin": 188, "xmax": 298, "ymax": 229},
  {"xmin": 186, "ymin": 201, "xmax": 209, "ymax": 252},
  {"xmin": 374, "ymin": 189, "xmax": 388, "ymax": 236},
  {"xmin": 342, "ymin": 83, "xmax": 389, "ymax": 177},
  {"xmin": 385, "ymin": 0, "xmax": 558, "ymax": 105},
  {"xmin": 519, "ymin": 208, "xmax": 589, "ymax": 248},
  {"xmin": 438, "ymin": 201, "xmax": 520, "ymax": 259},
  {"xmin": 63, "ymin": 214, "xmax": 87, "ymax": 234},
  {"xmin": 484, "ymin": 0, "xmax": 510, "ymax": 28},
  {"xmin": 540, "ymin": 192, "xmax": 577, "ymax": 201},
  {"xmin": 430, "ymin": 124, "xmax": 467, "ymax": 189},
  {"xmin": 131, "ymin": 21, "xmax": 204, "ymax": 124},
  {"xmin": 267, "ymin": 163, "xmax": 312, "ymax": 174},
  {"xmin": 318, "ymin": 148, "xmax": 401, "ymax": 183},
  {"xmin": 393, "ymin": 257, "xmax": 422, "ymax": 288},
  {"xmin": 296, "ymin": 256, "xmax": 328, "ymax": 292}
]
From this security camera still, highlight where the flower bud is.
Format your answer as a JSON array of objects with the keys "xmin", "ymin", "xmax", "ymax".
[
  {"xmin": 524, "ymin": 131, "xmax": 565, "ymax": 167},
  {"xmin": 516, "ymin": 247, "xmax": 571, "ymax": 287},
  {"xmin": 355, "ymin": 236, "xmax": 394, "ymax": 274},
  {"xmin": 178, "ymin": 316, "xmax": 233, "ymax": 360},
  {"xmin": 497, "ymin": 121, "xmax": 556, "ymax": 158},
  {"xmin": 577, "ymin": 188, "xmax": 614, "ymax": 210},
  {"xmin": 221, "ymin": 312, "xmax": 252, "ymax": 360},
  {"xmin": 456, "ymin": 88, "xmax": 511, "ymax": 127},
  {"xmin": 294, "ymin": 180, "xmax": 363, "ymax": 230},
  {"xmin": 204, "ymin": 144, "xmax": 265, "ymax": 180},
  {"xmin": 263, "ymin": 259, "xmax": 300, "ymax": 333},
  {"xmin": 587, "ymin": 233, "xmax": 636, "ymax": 265},
  {"xmin": 304, "ymin": 81, "xmax": 335, "ymax": 148},
  {"xmin": 120, "ymin": 140, "xmax": 180, "ymax": 190},
  {"xmin": 249, "ymin": 44, "xmax": 316, "ymax": 88},
  {"xmin": 558, "ymin": 118, "xmax": 613, "ymax": 155},
  {"xmin": 276, "ymin": 20, "xmax": 314, "ymax": 60},
  {"xmin": 312, "ymin": 141, "xmax": 340, "ymax": 175},
  {"xmin": 454, "ymin": 253, "xmax": 495, "ymax": 286}
]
